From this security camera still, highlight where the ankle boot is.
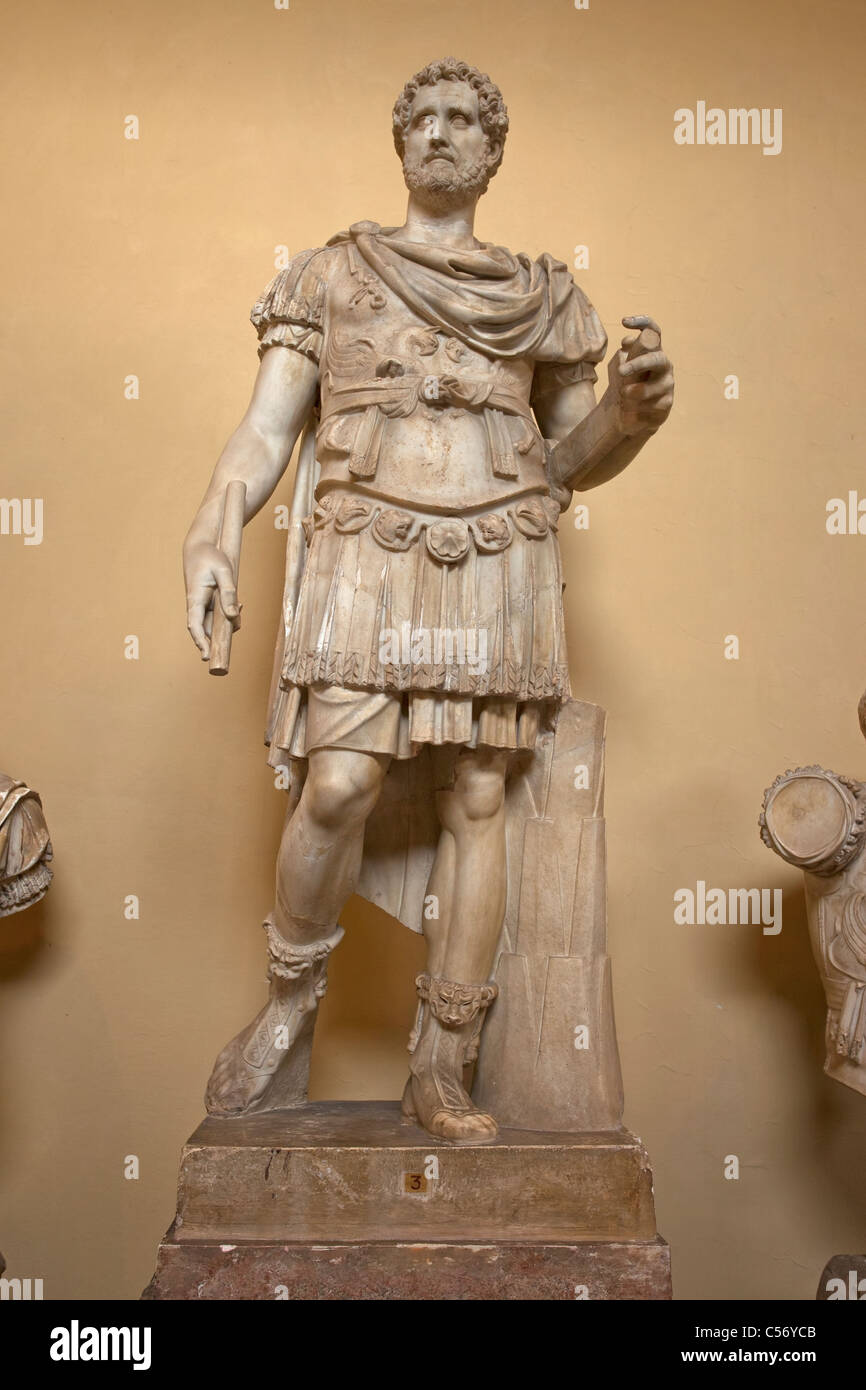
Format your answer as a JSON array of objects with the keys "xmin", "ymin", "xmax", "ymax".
[
  {"xmin": 205, "ymin": 914, "xmax": 343, "ymax": 1115},
  {"xmin": 401, "ymin": 972, "xmax": 499, "ymax": 1143}
]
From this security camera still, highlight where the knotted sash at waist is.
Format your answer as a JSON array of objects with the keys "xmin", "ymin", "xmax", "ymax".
[{"xmin": 318, "ymin": 374, "xmax": 540, "ymax": 481}]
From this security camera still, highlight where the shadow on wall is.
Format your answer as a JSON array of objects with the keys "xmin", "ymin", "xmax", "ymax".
[
  {"xmin": 745, "ymin": 884, "xmax": 866, "ymax": 1239},
  {"xmin": 0, "ymin": 889, "xmax": 53, "ymax": 1170},
  {"xmin": 0, "ymin": 892, "xmax": 48, "ymax": 981}
]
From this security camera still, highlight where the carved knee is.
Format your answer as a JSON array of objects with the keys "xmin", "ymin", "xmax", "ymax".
[
  {"xmin": 303, "ymin": 751, "xmax": 386, "ymax": 832},
  {"xmin": 447, "ymin": 755, "xmax": 507, "ymax": 825}
]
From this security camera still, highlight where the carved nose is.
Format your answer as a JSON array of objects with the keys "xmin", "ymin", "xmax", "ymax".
[{"xmin": 426, "ymin": 130, "xmax": 453, "ymax": 160}]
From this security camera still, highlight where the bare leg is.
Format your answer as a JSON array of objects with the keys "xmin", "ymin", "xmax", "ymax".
[
  {"xmin": 437, "ymin": 748, "xmax": 509, "ymax": 979},
  {"xmin": 404, "ymin": 748, "xmax": 509, "ymax": 1142},
  {"xmin": 273, "ymin": 746, "xmax": 391, "ymax": 941},
  {"xmin": 420, "ymin": 823, "xmax": 454, "ymax": 976},
  {"xmin": 205, "ymin": 746, "xmax": 390, "ymax": 1115}
]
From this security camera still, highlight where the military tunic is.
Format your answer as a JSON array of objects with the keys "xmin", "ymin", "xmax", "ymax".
[{"xmin": 253, "ymin": 223, "xmax": 606, "ymax": 759}]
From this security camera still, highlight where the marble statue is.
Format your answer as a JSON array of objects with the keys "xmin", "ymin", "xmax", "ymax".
[
  {"xmin": 183, "ymin": 57, "xmax": 674, "ymax": 1143},
  {"xmin": 761, "ymin": 701, "xmax": 866, "ymax": 1098},
  {"xmin": 0, "ymin": 774, "xmax": 52, "ymax": 916}
]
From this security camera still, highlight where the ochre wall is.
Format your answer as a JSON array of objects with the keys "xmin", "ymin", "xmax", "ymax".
[{"xmin": 2, "ymin": 0, "xmax": 865, "ymax": 1300}]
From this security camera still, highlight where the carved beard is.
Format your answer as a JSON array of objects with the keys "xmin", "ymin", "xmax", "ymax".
[{"xmin": 402, "ymin": 148, "xmax": 494, "ymax": 210}]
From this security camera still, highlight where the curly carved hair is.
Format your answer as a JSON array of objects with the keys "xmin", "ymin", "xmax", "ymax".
[{"xmin": 392, "ymin": 57, "xmax": 508, "ymax": 175}]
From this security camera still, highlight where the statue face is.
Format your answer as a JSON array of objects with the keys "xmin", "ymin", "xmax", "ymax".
[{"xmin": 401, "ymin": 79, "xmax": 498, "ymax": 210}]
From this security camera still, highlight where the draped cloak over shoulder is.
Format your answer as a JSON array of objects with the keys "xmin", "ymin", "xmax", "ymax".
[
  {"xmin": 324, "ymin": 222, "xmax": 607, "ymax": 365},
  {"xmin": 251, "ymin": 222, "xmax": 606, "ymax": 373}
]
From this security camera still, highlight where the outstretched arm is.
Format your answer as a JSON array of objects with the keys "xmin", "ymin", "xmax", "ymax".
[
  {"xmin": 535, "ymin": 316, "xmax": 674, "ymax": 493},
  {"xmin": 184, "ymin": 346, "xmax": 318, "ymax": 659}
]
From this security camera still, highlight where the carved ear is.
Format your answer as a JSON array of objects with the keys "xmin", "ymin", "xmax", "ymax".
[{"xmin": 858, "ymin": 689, "xmax": 866, "ymax": 743}]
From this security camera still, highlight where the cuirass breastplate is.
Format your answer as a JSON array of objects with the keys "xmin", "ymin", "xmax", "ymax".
[{"xmin": 314, "ymin": 247, "xmax": 549, "ymax": 513}]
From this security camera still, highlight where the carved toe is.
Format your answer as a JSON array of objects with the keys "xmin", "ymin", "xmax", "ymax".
[{"xmin": 428, "ymin": 1107, "xmax": 498, "ymax": 1144}]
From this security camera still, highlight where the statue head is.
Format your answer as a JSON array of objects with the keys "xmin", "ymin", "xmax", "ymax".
[{"xmin": 392, "ymin": 57, "xmax": 509, "ymax": 211}]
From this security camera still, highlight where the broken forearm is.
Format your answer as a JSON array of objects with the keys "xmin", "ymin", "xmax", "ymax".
[{"xmin": 547, "ymin": 389, "xmax": 652, "ymax": 492}]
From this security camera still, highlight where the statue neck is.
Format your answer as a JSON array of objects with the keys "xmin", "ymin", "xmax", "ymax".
[{"xmin": 395, "ymin": 195, "xmax": 481, "ymax": 250}]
